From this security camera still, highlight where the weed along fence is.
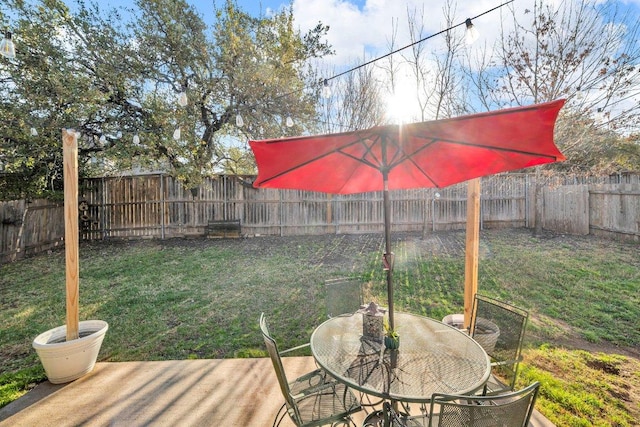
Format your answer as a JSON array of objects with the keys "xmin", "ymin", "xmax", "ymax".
[{"xmin": 1, "ymin": 173, "xmax": 639, "ymax": 263}]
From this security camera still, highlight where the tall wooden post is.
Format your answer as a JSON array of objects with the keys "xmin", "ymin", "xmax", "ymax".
[
  {"xmin": 463, "ymin": 178, "xmax": 481, "ymax": 329},
  {"xmin": 63, "ymin": 129, "xmax": 80, "ymax": 341}
]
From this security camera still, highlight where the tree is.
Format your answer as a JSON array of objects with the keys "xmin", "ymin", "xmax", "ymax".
[
  {"xmin": 464, "ymin": 0, "xmax": 640, "ymax": 168},
  {"xmin": 0, "ymin": 0, "xmax": 115, "ymax": 197},
  {"xmin": 317, "ymin": 0, "xmax": 469, "ymax": 133},
  {"xmin": 0, "ymin": 0, "xmax": 332, "ymax": 198},
  {"xmin": 460, "ymin": 0, "xmax": 640, "ymax": 234},
  {"xmin": 317, "ymin": 62, "xmax": 386, "ymax": 133},
  {"xmin": 400, "ymin": 1, "xmax": 467, "ymax": 121}
]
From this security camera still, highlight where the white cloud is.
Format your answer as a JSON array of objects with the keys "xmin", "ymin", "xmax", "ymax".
[{"xmin": 290, "ymin": 0, "xmax": 516, "ymax": 67}]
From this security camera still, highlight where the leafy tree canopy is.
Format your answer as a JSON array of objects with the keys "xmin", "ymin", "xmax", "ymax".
[{"xmin": 0, "ymin": 0, "xmax": 332, "ymax": 198}]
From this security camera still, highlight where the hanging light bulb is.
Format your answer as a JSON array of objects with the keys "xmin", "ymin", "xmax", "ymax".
[
  {"xmin": 0, "ymin": 31, "xmax": 16, "ymax": 59},
  {"xmin": 235, "ymin": 114, "xmax": 244, "ymax": 127},
  {"xmin": 285, "ymin": 115, "xmax": 294, "ymax": 128},
  {"xmin": 132, "ymin": 134, "xmax": 140, "ymax": 145},
  {"xmin": 173, "ymin": 128, "xmax": 181, "ymax": 140},
  {"xmin": 464, "ymin": 18, "xmax": 480, "ymax": 45},
  {"xmin": 321, "ymin": 79, "xmax": 331, "ymax": 99},
  {"xmin": 177, "ymin": 90, "xmax": 188, "ymax": 107},
  {"xmin": 30, "ymin": 127, "xmax": 38, "ymax": 136},
  {"xmin": 116, "ymin": 130, "xmax": 123, "ymax": 139}
]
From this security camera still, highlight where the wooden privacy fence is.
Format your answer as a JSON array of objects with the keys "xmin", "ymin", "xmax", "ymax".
[
  {"xmin": 0, "ymin": 199, "xmax": 64, "ymax": 263},
  {"xmin": 1, "ymin": 173, "xmax": 638, "ymax": 263},
  {"xmin": 75, "ymin": 174, "xmax": 531, "ymax": 239}
]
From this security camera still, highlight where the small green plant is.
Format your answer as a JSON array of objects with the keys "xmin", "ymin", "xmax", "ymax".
[
  {"xmin": 383, "ymin": 318, "xmax": 400, "ymax": 349},
  {"xmin": 383, "ymin": 318, "xmax": 398, "ymax": 340}
]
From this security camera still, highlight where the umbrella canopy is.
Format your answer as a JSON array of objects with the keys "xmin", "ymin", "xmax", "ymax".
[{"xmin": 250, "ymin": 100, "xmax": 566, "ymax": 329}]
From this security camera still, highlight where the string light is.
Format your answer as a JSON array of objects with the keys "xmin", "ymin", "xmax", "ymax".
[
  {"xmin": 0, "ymin": 31, "xmax": 16, "ymax": 59},
  {"xmin": 465, "ymin": 19, "xmax": 480, "ymax": 45},
  {"xmin": 173, "ymin": 128, "xmax": 181, "ymax": 140},
  {"xmin": 285, "ymin": 115, "xmax": 294, "ymax": 128},
  {"xmin": 235, "ymin": 114, "xmax": 244, "ymax": 127},
  {"xmin": 177, "ymin": 90, "xmax": 188, "ymax": 107},
  {"xmin": 132, "ymin": 134, "xmax": 140, "ymax": 145},
  {"xmin": 321, "ymin": 79, "xmax": 331, "ymax": 99},
  {"xmin": 30, "ymin": 127, "xmax": 38, "ymax": 136}
]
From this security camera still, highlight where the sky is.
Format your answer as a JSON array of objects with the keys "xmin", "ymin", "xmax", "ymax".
[
  {"xmin": 184, "ymin": 0, "xmax": 640, "ymax": 68},
  {"xmin": 187, "ymin": 0, "xmax": 512, "ymax": 66},
  {"xmin": 44, "ymin": 0, "xmax": 640, "ymax": 124},
  {"xmin": 91, "ymin": 0, "xmax": 640, "ymax": 78}
]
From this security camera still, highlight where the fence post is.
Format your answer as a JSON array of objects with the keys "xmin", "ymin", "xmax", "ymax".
[
  {"xmin": 534, "ymin": 169, "xmax": 544, "ymax": 235},
  {"xmin": 101, "ymin": 177, "xmax": 106, "ymax": 240},
  {"xmin": 160, "ymin": 174, "xmax": 166, "ymax": 240},
  {"xmin": 525, "ymin": 174, "xmax": 530, "ymax": 228},
  {"xmin": 326, "ymin": 194, "xmax": 333, "ymax": 234},
  {"xmin": 279, "ymin": 189, "xmax": 283, "ymax": 237}
]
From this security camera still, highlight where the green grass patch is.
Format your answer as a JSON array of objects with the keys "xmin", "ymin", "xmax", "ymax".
[
  {"xmin": 520, "ymin": 346, "xmax": 640, "ymax": 426},
  {"xmin": 0, "ymin": 366, "xmax": 45, "ymax": 408}
]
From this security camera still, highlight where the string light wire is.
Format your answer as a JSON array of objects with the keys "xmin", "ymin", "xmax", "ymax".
[
  {"xmin": 232, "ymin": 0, "xmax": 515, "ymax": 123},
  {"xmin": 322, "ymin": 0, "xmax": 514, "ymax": 85}
]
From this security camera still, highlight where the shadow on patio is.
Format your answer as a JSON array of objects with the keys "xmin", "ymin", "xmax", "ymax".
[{"xmin": 0, "ymin": 357, "xmax": 554, "ymax": 426}]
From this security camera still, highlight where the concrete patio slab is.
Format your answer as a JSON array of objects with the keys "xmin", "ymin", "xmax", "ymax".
[{"xmin": 0, "ymin": 357, "xmax": 554, "ymax": 426}]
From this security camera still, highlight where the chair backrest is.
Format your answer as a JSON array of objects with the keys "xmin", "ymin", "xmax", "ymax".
[
  {"xmin": 428, "ymin": 381, "xmax": 540, "ymax": 427},
  {"xmin": 325, "ymin": 277, "xmax": 363, "ymax": 317},
  {"xmin": 259, "ymin": 313, "xmax": 297, "ymax": 415},
  {"xmin": 470, "ymin": 294, "xmax": 528, "ymax": 391}
]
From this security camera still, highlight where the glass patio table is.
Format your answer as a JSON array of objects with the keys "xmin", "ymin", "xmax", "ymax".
[{"xmin": 310, "ymin": 312, "xmax": 490, "ymax": 410}]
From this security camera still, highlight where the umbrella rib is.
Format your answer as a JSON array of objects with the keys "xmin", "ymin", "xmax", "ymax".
[
  {"xmin": 385, "ymin": 138, "xmax": 441, "ymax": 186},
  {"xmin": 413, "ymin": 136, "xmax": 562, "ymax": 159},
  {"xmin": 255, "ymin": 155, "xmax": 327, "ymax": 185},
  {"xmin": 344, "ymin": 135, "xmax": 386, "ymax": 169},
  {"xmin": 255, "ymin": 135, "xmax": 384, "ymax": 187}
]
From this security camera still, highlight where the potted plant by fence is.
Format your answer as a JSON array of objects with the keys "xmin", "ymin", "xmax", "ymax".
[{"xmin": 31, "ymin": 129, "xmax": 108, "ymax": 384}]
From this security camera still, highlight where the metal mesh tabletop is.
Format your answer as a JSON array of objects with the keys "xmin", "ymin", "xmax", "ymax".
[{"xmin": 310, "ymin": 312, "xmax": 491, "ymax": 403}]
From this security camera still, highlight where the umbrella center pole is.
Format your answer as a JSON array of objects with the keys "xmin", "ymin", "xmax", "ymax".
[{"xmin": 382, "ymin": 175, "xmax": 395, "ymax": 331}]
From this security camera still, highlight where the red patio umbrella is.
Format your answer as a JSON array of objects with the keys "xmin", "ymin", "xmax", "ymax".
[{"xmin": 250, "ymin": 99, "xmax": 566, "ymax": 329}]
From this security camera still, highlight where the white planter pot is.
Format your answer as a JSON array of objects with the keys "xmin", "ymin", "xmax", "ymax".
[{"xmin": 32, "ymin": 320, "xmax": 108, "ymax": 384}]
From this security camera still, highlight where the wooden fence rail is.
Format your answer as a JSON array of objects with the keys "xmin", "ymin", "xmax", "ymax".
[{"xmin": 1, "ymin": 173, "xmax": 638, "ymax": 263}]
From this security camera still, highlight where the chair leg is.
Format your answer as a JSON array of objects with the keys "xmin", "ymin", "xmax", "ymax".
[{"xmin": 273, "ymin": 402, "xmax": 287, "ymax": 427}]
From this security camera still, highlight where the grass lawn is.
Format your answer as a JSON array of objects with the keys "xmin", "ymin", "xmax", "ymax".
[{"xmin": 1, "ymin": 228, "xmax": 639, "ymax": 426}]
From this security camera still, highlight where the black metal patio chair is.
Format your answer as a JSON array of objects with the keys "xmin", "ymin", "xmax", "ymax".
[
  {"xmin": 325, "ymin": 277, "xmax": 364, "ymax": 318},
  {"xmin": 259, "ymin": 313, "xmax": 362, "ymax": 427},
  {"xmin": 470, "ymin": 294, "xmax": 529, "ymax": 395},
  {"xmin": 384, "ymin": 381, "xmax": 540, "ymax": 427}
]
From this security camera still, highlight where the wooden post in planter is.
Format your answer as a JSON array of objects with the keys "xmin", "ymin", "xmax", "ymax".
[
  {"xmin": 63, "ymin": 129, "xmax": 79, "ymax": 341},
  {"xmin": 33, "ymin": 130, "xmax": 108, "ymax": 383},
  {"xmin": 463, "ymin": 178, "xmax": 481, "ymax": 330}
]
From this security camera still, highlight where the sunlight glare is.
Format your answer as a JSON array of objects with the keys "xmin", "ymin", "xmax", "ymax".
[{"xmin": 385, "ymin": 90, "xmax": 416, "ymax": 125}]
